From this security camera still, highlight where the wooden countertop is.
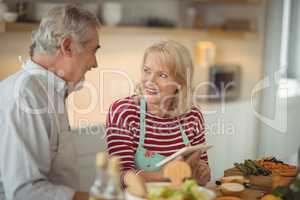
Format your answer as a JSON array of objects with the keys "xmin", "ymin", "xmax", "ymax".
[{"xmin": 0, "ymin": 22, "xmax": 39, "ymax": 32}]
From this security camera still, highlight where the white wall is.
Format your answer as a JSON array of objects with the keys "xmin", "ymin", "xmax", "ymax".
[
  {"xmin": 259, "ymin": 95, "xmax": 300, "ymax": 161},
  {"xmin": 203, "ymin": 99, "xmax": 260, "ymax": 179},
  {"xmin": 258, "ymin": 0, "xmax": 300, "ymax": 160},
  {"xmin": 287, "ymin": 0, "xmax": 300, "ymax": 79}
]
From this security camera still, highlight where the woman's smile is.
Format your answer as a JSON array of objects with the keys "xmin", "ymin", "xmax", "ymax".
[{"xmin": 144, "ymin": 87, "xmax": 159, "ymax": 96}]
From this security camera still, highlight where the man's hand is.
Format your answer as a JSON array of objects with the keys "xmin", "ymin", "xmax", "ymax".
[{"xmin": 185, "ymin": 151, "xmax": 211, "ymax": 186}]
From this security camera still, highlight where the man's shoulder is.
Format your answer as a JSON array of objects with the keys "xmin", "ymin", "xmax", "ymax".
[
  {"xmin": 0, "ymin": 70, "xmax": 47, "ymax": 107},
  {"xmin": 0, "ymin": 70, "xmax": 23, "ymax": 104}
]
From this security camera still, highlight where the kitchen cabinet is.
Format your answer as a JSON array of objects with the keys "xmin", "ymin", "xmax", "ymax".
[
  {"xmin": 191, "ymin": 0, "xmax": 262, "ymax": 5},
  {"xmin": 0, "ymin": 22, "xmax": 257, "ymax": 39},
  {"xmin": 186, "ymin": 0, "xmax": 265, "ymax": 32}
]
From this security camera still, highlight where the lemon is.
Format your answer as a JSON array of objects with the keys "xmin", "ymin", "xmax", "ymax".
[{"xmin": 261, "ymin": 194, "xmax": 282, "ymax": 200}]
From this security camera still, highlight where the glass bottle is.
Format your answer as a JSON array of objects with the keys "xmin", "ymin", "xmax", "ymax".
[
  {"xmin": 102, "ymin": 156, "xmax": 124, "ymax": 200},
  {"xmin": 0, "ymin": 0, "xmax": 8, "ymax": 21},
  {"xmin": 16, "ymin": 1, "xmax": 28, "ymax": 22},
  {"xmin": 89, "ymin": 152, "xmax": 109, "ymax": 200}
]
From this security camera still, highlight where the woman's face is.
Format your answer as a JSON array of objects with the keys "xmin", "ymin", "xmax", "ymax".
[{"xmin": 141, "ymin": 52, "xmax": 179, "ymax": 108}]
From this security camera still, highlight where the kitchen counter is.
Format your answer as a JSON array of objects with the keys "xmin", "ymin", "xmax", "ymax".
[
  {"xmin": 0, "ymin": 22, "xmax": 39, "ymax": 32},
  {"xmin": 0, "ymin": 22, "xmax": 4, "ymax": 32}
]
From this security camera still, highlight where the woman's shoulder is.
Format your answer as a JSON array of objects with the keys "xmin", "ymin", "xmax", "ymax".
[
  {"xmin": 183, "ymin": 105, "xmax": 205, "ymax": 122},
  {"xmin": 184, "ymin": 105, "xmax": 203, "ymax": 116},
  {"xmin": 108, "ymin": 96, "xmax": 139, "ymax": 116}
]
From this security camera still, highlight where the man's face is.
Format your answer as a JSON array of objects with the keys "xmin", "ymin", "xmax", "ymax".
[{"xmin": 63, "ymin": 27, "xmax": 100, "ymax": 84}]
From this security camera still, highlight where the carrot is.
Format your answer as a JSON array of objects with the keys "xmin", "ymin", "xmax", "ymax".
[{"xmin": 279, "ymin": 171, "xmax": 297, "ymax": 177}]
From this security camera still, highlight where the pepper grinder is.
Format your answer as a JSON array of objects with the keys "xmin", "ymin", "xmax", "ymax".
[
  {"xmin": 16, "ymin": 1, "xmax": 28, "ymax": 22},
  {"xmin": 0, "ymin": 0, "xmax": 8, "ymax": 22}
]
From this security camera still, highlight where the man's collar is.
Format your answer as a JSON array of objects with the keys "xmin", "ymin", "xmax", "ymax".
[{"xmin": 23, "ymin": 59, "xmax": 68, "ymax": 96}]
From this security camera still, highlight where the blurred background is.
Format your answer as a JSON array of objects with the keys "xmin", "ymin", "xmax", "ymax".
[{"xmin": 0, "ymin": 0, "xmax": 299, "ymax": 190}]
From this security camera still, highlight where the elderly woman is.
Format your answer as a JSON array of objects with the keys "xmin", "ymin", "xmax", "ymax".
[{"xmin": 106, "ymin": 40, "xmax": 210, "ymax": 186}]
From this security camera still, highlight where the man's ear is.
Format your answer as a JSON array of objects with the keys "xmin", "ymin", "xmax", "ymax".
[{"xmin": 60, "ymin": 37, "xmax": 73, "ymax": 57}]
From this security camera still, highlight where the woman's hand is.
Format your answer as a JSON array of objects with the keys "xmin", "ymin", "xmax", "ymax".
[
  {"xmin": 185, "ymin": 151, "xmax": 211, "ymax": 186},
  {"xmin": 139, "ymin": 169, "xmax": 168, "ymax": 182}
]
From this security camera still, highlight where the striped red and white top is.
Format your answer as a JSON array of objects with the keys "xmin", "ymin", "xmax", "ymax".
[{"xmin": 105, "ymin": 96, "xmax": 208, "ymax": 173}]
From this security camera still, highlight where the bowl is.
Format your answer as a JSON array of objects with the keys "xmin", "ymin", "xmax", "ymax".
[
  {"xmin": 220, "ymin": 183, "xmax": 245, "ymax": 197},
  {"xmin": 102, "ymin": 2, "xmax": 122, "ymax": 26},
  {"xmin": 125, "ymin": 182, "xmax": 216, "ymax": 200},
  {"xmin": 3, "ymin": 12, "xmax": 18, "ymax": 22}
]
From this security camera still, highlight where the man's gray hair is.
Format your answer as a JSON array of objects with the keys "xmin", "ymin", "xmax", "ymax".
[{"xmin": 31, "ymin": 4, "xmax": 100, "ymax": 55}]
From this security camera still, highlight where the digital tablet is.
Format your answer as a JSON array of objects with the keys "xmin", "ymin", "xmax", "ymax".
[{"xmin": 155, "ymin": 144, "xmax": 213, "ymax": 168}]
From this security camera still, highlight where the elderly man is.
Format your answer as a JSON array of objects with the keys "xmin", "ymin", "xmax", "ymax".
[{"xmin": 0, "ymin": 4, "xmax": 100, "ymax": 200}]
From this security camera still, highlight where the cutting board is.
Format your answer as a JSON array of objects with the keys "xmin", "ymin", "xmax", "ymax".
[
  {"xmin": 224, "ymin": 167, "xmax": 272, "ymax": 190},
  {"xmin": 224, "ymin": 167, "xmax": 294, "ymax": 190}
]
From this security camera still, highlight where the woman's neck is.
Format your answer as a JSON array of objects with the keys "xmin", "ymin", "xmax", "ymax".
[{"xmin": 146, "ymin": 100, "xmax": 172, "ymax": 118}]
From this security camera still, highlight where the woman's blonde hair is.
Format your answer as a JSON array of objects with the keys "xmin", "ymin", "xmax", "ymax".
[{"xmin": 136, "ymin": 40, "xmax": 194, "ymax": 117}]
